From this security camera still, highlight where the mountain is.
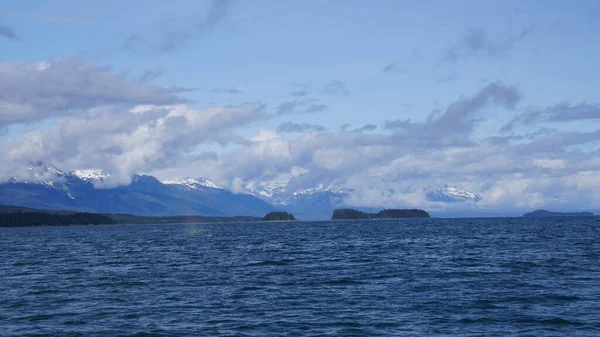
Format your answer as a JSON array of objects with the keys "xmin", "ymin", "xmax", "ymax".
[
  {"xmin": 0, "ymin": 164, "xmax": 275, "ymax": 217},
  {"xmin": 286, "ymin": 187, "xmax": 350, "ymax": 216},
  {"xmin": 246, "ymin": 184, "xmax": 351, "ymax": 220},
  {"xmin": 162, "ymin": 177, "xmax": 224, "ymax": 190},
  {"xmin": 245, "ymin": 183, "xmax": 288, "ymax": 205},
  {"xmin": 5, "ymin": 165, "xmax": 489, "ymax": 219},
  {"xmin": 426, "ymin": 185, "xmax": 482, "ymax": 203},
  {"xmin": 523, "ymin": 210, "xmax": 594, "ymax": 217}
]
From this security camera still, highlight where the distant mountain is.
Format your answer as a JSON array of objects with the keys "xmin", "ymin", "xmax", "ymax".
[
  {"xmin": 523, "ymin": 210, "xmax": 594, "ymax": 217},
  {"xmin": 5, "ymin": 164, "xmax": 489, "ymax": 219},
  {"xmin": 162, "ymin": 177, "xmax": 224, "ymax": 190},
  {"xmin": 0, "ymin": 163, "xmax": 275, "ymax": 217},
  {"xmin": 247, "ymin": 184, "xmax": 351, "ymax": 220},
  {"xmin": 426, "ymin": 185, "xmax": 482, "ymax": 203}
]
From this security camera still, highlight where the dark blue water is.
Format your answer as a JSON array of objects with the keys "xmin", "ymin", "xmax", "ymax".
[{"xmin": 1, "ymin": 218, "xmax": 599, "ymax": 336}]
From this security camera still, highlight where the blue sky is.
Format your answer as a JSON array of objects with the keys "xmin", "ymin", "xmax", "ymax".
[{"xmin": 1, "ymin": 0, "xmax": 600, "ymax": 214}]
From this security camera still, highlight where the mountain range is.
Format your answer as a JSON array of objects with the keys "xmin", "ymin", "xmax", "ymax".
[
  {"xmin": 0, "ymin": 163, "xmax": 274, "ymax": 217},
  {"xmin": 0, "ymin": 163, "xmax": 483, "ymax": 219}
]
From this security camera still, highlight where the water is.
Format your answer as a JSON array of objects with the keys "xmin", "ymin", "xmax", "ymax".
[{"xmin": 1, "ymin": 218, "xmax": 599, "ymax": 336}]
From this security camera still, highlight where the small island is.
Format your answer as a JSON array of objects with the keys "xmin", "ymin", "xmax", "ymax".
[
  {"xmin": 263, "ymin": 212, "xmax": 296, "ymax": 221},
  {"xmin": 523, "ymin": 209, "xmax": 594, "ymax": 217},
  {"xmin": 331, "ymin": 208, "xmax": 430, "ymax": 220}
]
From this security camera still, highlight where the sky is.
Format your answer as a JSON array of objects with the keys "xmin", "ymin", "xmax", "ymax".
[{"xmin": 1, "ymin": 0, "xmax": 600, "ymax": 214}]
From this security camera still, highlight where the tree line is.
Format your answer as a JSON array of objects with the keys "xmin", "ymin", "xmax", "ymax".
[
  {"xmin": 0, "ymin": 212, "xmax": 117, "ymax": 227},
  {"xmin": 331, "ymin": 208, "xmax": 430, "ymax": 220}
]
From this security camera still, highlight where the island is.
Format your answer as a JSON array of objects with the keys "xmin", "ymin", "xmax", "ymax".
[
  {"xmin": 0, "ymin": 205, "xmax": 263, "ymax": 227},
  {"xmin": 263, "ymin": 212, "xmax": 296, "ymax": 221},
  {"xmin": 0, "ymin": 207, "xmax": 118, "ymax": 227},
  {"xmin": 331, "ymin": 208, "xmax": 430, "ymax": 220},
  {"xmin": 523, "ymin": 209, "xmax": 595, "ymax": 217}
]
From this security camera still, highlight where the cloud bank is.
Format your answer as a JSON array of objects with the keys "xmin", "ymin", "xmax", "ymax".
[{"xmin": 2, "ymin": 57, "xmax": 600, "ymax": 214}]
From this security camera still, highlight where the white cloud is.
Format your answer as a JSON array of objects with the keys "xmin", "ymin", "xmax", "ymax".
[
  {"xmin": 0, "ymin": 57, "xmax": 184, "ymax": 127},
  {"xmin": 531, "ymin": 158, "xmax": 567, "ymax": 170},
  {"xmin": 2, "ymin": 59, "xmax": 600, "ymax": 213}
]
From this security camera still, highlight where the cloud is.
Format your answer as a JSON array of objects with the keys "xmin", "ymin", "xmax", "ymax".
[
  {"xmin": 502, "ymin": 102, "xmax": 600, "ymax": 132},
  {"xmin": 124, "ymin": 0, "xmax": 237, "ymax": 52},
  {"xmin": 121, "ymin": 34, "xmax": 142, "ymax": 52},
  {"xmin": 445, "ymin": 26, "xmax": 534, "ymax": 62},
  {"xmin": 3, "ymin": 74, "xmax": 600, "ymax": 213},
  {"xmin": 321, "ymin": 80, "xmax": 350, "ymax": 96},
  {"xmin": 139, "ymin": 69, "xmax": 164, "ymax": 83},
  {"xmin": 286, "ymin": 80, "xmax": 350, "ymax": 97},
  {"xmin": 207, "ymin": 87, "xmax": 243, "ymax": 95},
  {"xmin": 277, "ymin": 122, "xmax": 326, "ymax": 133},
  {"xmin": 0, "ymin": 57, "xmax": 185, "ymax": 126},
  {"xmin": 276, "ymin": 100, "xmax": 328, "ymax": 115},
  {"xmin": 383, "ymin": 49, "xmax": 421, "ymax": 74},
  {"xmin": 385, "ymin": 82, "xmax": 521, "ymax": 146},
  {"xmin": 0, "ymin": 25, "xmax": 18, "ymax": 40},
  {"xmin": 358, "ymin": 124, "xmax": 377, "ymax": 132},
  {"xmin": 1, "ymin": 104, "xmax": 266, "ymax": 185},
  {"xmin": 345, "ymin": 124, "xmax": 377, "ymax": 133},
  {"xmin": 384, "ymin": 118, "xmax": 412, "ymax": 130},
  {"xmin": 289, "ymin": 85, "xmax": 309, "ymax": 97},
  {"xmin": 382, "ymin": 62, "xmax": 403, "ymax": 74}
]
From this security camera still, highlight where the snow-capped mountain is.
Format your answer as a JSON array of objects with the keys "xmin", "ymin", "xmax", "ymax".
[
  {"xmin": 426, "ymin": 185, "xmax": 482, "ymax": 203},
  {"xmin": 246, "ymin": 182, "xmax": 349, "ymax": 203},
  {"xmin": 2, "ymin": 163, "xmax": 483, "ymax": 219},
  {"xmin": 245, "ymin": 182, "xmax": 351, "ymax": 219},
  {"xmin": 18, "ymin": 162, "xmax": 67, "ymax": 183},
  {"xmin": 162, "ymin": 177, "xmax": 224, "ymax": 190},
  {"xmin": 244, "ymin": 183, "xmax": 288, "ymax": 205},
  {"xmin": 292, "ymin": 184, "xmax": 349, "ymax": 197},
  {"xmin": 1, "ymin": 164, "xmax": 275, "ymax": 216},
  {"xmin": 11, "ymin": 163, "xmax": 106, "ymax": 186}
]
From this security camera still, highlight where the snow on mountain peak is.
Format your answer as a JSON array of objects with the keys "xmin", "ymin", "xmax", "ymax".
[
  {"xmin": 17, "ymin": 162, "xmax": 68, "ymax": 185},
  {"xmin": 28, "ymin": 162, "xmax": 66, "ymax": 177},
  {"xmin": 72, "ymin": 169, "xmax": 107, "ymax": 182},
  {"xmin": 292, "ymin": 184, "xmax": 349, "ymax": 197},
  {"xmin": 427, "ymin": 185, "xmax": 482, "ymax": 203},
  {"xmin": 162, "ymin": 177, "xmax": 223, "ymax": 190}
]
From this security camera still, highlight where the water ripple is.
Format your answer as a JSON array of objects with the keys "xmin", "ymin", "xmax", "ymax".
[{"xmin": 1, "ymin": 217, "xmax": 599, "ymax": 336}]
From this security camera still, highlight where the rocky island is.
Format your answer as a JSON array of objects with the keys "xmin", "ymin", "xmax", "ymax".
[
  {"xmin": 331, "ymin": 208, "xmax": 430, "ymax": 220},
  {"xmin": 523, "ymin": 209, "xmax": 594, "ymax": 217}
]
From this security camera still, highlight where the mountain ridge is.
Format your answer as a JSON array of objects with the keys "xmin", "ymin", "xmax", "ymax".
[
  {"xmin": 2, "ymin": 164, "xmax": 484, "ymax": 219},
  {"xmin": 0, "ymin": 164, "xmax": 276, "ymax": 217}
]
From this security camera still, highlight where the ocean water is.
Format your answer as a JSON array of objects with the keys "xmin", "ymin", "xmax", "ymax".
[{"xmin": 1, "ymin": 218, "xmax": 599, "ymax": 336}]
